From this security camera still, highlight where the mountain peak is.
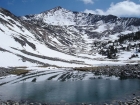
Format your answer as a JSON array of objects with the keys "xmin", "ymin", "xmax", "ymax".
[
  {"xmin": 54, "ymin": 6, "xmax": 63, "ymax": 10},
  {"xmin": 42, "ymin": 6, "xmax": 67, "ymax": 14},
  {"xmin": 48, "ymin": 6, "xmax": 65, "ymax": 11}
]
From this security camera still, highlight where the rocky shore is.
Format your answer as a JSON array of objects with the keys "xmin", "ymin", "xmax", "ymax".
[
  {"xmin": 117, "ymin": 96, "xmax": 140, "ymax": 105},
  {"xmin": 94, "ymin": 64, "xmax": 140, "ymax": 79},
  {"xmin": 0, "ymin": 96, "xmax": 140, "ymax": 105},
  {"xmin": 75, "ymin": 64, "xmax": 140, "ymax": 79},
  {"xmin": 0, "ymin": 67, "xmax": 12, "ymax": 77}
]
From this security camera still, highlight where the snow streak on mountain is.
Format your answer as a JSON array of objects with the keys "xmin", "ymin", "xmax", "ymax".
[{"xmin": 0, "ymin": 7, "xmax": 140, "ymax": 68}]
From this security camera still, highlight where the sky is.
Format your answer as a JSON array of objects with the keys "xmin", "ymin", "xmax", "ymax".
[{"xmin": 0, "ymin": 0, "xmax": 140, "ymax": 17}]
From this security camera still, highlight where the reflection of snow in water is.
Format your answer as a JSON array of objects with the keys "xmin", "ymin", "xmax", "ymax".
[{"xmin": 0, "ymin": 67, "xmax": 119, "ymax": 86}]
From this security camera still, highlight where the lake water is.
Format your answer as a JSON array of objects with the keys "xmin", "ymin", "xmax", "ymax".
[{"xmin": 0, "ymin": 79, "xmax": 140, "ymax": 104}]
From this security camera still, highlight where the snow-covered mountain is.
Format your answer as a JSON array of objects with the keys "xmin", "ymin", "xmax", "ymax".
[
  {"xmin": 0, "ymin": 7, "xmax": 140, "ymax": 68},
  {"xmin": 22, "ymin": 6, "xmax": 140, "ymax": 26},
  {"xmin": 21, "ymin": 6, "xmax": 140, "ymax": 40}
]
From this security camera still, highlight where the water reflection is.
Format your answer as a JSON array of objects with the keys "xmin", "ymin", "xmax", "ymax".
[{"xmin": 0, "ymin": 79, "xmax": 140, "ymax": 104}]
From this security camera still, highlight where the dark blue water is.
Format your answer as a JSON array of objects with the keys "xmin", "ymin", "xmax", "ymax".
[{"xmin": 0, "ymin": 79, "xmax": 140, "ymax": 104}]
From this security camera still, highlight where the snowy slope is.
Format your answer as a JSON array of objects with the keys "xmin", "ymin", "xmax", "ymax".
[{"xmin": 0, "ymin": 7, "xmax": 140, "ymax": 68}]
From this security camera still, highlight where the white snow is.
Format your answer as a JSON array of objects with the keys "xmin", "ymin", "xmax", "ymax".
[
  {"xmin": 0, "ymin": 8, "xmax": 140, "ymax": 69},
  {"xmin": 0, "ymin": 52, "xmax": 37, "ymax": 67}
]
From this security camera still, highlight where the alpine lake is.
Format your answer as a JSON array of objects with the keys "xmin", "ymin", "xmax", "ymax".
[{"xmin": 0, "ymin": 68, "xmax": 140, "ymax": 104}]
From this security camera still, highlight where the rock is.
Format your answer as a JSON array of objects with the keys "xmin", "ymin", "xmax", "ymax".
[
  {"xmin": 14, "ymin": 102, "xmax": 19, "ymax": 105},
  {"xmin": 136, "ymin": 99, "xmax": 140, "ymax": 102},
  {"xmin": 1, "ymin": 103, "xmax": 6, "ymax": 105},
  {"xmin": 133, "ymin": 100, "xmax": 137, "ymax": 103},
  {"xmin": 60, "ymin": 100, "xmax": 66, "ymax": 103},
  {"xmin": 127, "ymin": 101, "xmax": 133, "ymax": 104},
  {"xmin": 82, "ymin": 103, "xmax": 86, "ymax": 105},
  {"xmin": 31, "ymin": 78, "xmax": 36, "ymax": 82}
]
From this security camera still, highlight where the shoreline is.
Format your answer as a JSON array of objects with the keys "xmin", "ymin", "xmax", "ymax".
[
  {"xmin": 0, "ymin": 64, "xmax": 140, "ymax": 79},
  {"xmin": 74, "ymin": 64, "xmax": 140, "ymax": 79},
  {"xmin": 0, "ymin": 96, "xmax": 140, "ymax": 105}
]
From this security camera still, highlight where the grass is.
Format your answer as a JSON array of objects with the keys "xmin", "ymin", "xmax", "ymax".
[
  {"xmin": 9, "ymin": 69, "xmax": 29, "ymax": 75},
  {"xmin": 74, "ymin": 67, "xmax": 99, "ymax": 71},
  {"xmin": 74, "ymin": 66, "xmax": 111, "ymax": 71},
  {"xmin": 13, "ymin": 66, "xmax": 28, "ymax": 69},
  {"xmin": 37, "ymin": 65, "xmax": 59, "ymax": 68}
]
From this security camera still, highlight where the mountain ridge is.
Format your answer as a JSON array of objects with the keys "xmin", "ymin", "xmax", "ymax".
[{"xmin": 21, "ymin": 6, "xmax": 140, "ymax": 27}]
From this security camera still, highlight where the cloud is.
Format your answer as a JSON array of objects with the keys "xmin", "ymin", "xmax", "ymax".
[
  {"xmin": 84, "ymin": 1, "xmax": 140, "ymax": 17},
  {"xmin": 81, "ymin": 0, "xmax": 94, "ymax": 4}
]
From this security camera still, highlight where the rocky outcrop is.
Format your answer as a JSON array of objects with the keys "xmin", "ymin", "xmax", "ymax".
[
  {"xmin": 75, "ymin": 64, "xmax": 140, "ymax": 79},
  {"xmin": 0, "ymin": 67, "xmax": 12, "ymax": 77}
]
